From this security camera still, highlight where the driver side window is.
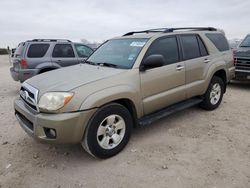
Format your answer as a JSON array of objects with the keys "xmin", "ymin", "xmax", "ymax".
[{"xmin": 144, "ymin": 36, "xmax": 180, "ymax": 65}]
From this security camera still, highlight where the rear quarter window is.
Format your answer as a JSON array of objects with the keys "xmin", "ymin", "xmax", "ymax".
[
  {"xmin": 27, "ymin": 44, "xmax": 50, "ymax": 58},
  {"xmin": 206, "ymin": 33, "xmax": 229, "ymax": 52}
]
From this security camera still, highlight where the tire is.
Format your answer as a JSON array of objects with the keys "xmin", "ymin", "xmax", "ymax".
[
  {"xmin": 200, "ymin": 76, "xmax": 225, "ymax": 111},
  {"xmin": 82, "ymin": 103, "xmax": 133, "ymax": 158}
]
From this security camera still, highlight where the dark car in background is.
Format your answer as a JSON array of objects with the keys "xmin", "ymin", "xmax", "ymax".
[
  {"xmin": 10, "ymin": 39, "xmax": 94, "ymax": 82},
  {"xmin": 234, "ymin": 34, "xmax": 250, "ymax": 80}
]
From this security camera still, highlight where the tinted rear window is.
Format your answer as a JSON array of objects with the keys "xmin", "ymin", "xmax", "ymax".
[
  {"xmin": 27, "ymin": 44, "xmax": 50, "ymax": 58},
  {"xmin": 206, "ymin": 33, "xmax": 229, "ymax": 51},
  {"xmin": 181, "ymin": 35, "xmax": 201, "ymax": 60},
  {"xmin": 52, "ymin": 44, "xmax": 75, "ymax": 58},
  {"xmin": 197, "ymin": 36, "xmax": 209, "ymax": 56}
]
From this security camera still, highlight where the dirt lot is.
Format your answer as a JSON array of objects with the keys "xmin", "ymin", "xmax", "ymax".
[{"xmin": 0, "ymin": 55, "xmax": 249, "ymax": 188}]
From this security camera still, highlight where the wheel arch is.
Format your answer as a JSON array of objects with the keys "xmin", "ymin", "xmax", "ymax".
[
  {"xmin": 213, "ymin": 69, "xmax": 227, "ymax": 93},
  {"xmin": 35, "ymin": 62, "xmax": 60, "ymax": 74},
  {"xmin": 38, "ymin": 67, "xmax": 58, "ymax": 74},
  {"xmin": 203, "ymin": 63, "xmax": 228, "ymax": 94},
  {"xmin": 110, "ymin": 99, "xmax": 138, "ymax": 128},
  {"xmin": 79, "ymin": 85, "xmax": 142, "ymax": 127}
]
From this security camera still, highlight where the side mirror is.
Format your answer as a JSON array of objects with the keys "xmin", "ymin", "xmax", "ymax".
[{"xmin": 140, "ymin": 54, "xmax": 165, "ymax": 71}]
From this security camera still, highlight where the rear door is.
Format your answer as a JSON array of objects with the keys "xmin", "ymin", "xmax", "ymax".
[
  {"xmin": 179, "ymin": 34, "xmax": 210, "ymax": 98},
  {"xmin": 51, "ymin": 43, "xmax": 79, "ymax": 67},
  {"xmin": 140, "ymin": 36, "xmax": 186, "ymax": 115}
]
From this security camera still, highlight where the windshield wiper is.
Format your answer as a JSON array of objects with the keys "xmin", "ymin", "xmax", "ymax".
[
  {"xmin": 86, "ymin": 61, "xmax": 126, "ymax": 69},
  {"xmin": 85, "ymin": 60, "xmax": 97, "ymax": 65},
  {"xmin": 96, "ymin": 62, "xmax": 118, "ymax": 68},
  {"xmin": 240, "ymin": 45, "xmax": 250, "ymax": 47}
]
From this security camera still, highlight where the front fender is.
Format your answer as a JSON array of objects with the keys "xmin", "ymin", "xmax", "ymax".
[{"xmin": 79, "ymin": 85, "xmax": 142, "ymax": 117}]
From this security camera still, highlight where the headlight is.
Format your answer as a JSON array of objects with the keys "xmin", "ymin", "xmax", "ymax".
[{"xmin": 38, "ymin": 92, "xmax": 74, "ymax": 111}]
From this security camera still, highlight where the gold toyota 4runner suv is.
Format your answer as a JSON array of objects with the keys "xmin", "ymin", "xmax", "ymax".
[{"xmin": 14, "ymin": 27, "xmax": 235, "ymax": 158}]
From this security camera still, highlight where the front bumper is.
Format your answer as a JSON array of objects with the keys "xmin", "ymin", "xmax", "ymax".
[
  {"xmin": 10, "ymin": 67, "xmax": 39, "ymax": 82},
  {"xmin": 235, "ymin": 69, "xmax": 250, "ymax": 80},
  {"xmin": 14, "ymin": 98, "xmax": 96, "ymax": 144},
  {"xmin": 228, "ymin": 66, "xmax": 235, "ymax": 81}
]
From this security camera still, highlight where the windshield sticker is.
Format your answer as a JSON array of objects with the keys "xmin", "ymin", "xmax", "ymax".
[
  {"xmin": 130, "ymin": 41, "xmax": 146, "ymax": 47},
  {"xmin": 128, "ymin": 54, "xmax": 136, "ymax": 61}
]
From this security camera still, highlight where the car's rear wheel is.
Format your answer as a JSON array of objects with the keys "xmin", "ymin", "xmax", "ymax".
[
  {"xmin": 82, "ymin": 103, "xmax": 133, "ymax": 158},
  {"xmin": 200, "ymin": 76, "xmax": 225, "ymax": 110}
]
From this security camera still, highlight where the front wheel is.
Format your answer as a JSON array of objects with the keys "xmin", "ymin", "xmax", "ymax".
[
  {"xmin": 82, "ymin": 103, "xmax": 133, "ymax": 158},
  {"xmin": 200, "ymin": 76, "xmax": 225, "ymax": 111}
]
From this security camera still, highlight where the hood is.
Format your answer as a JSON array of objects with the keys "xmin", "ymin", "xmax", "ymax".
[
  {"xmin": 235, "ymin": 47, "xmax": 250, "ymax": 58},
  {"xmin": 26, "ymin": 64, "xmax": 126, "ymax": 94}
]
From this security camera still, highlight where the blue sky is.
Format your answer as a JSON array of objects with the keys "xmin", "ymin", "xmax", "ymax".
[{"xmin": 1, "ymin": 0, "xmax": 250, "ymax": 47}]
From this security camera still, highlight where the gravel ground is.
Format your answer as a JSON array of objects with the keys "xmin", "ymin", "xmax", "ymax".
[{"xmin": 0, "ymin": 55, "xmax": 249, "ymax": 188}]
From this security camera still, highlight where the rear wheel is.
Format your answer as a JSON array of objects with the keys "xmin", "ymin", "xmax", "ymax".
[
  {"xmin": 82, "ymin": 103, "xmax": 133, "ymax": 158},
  {"xmin": 200, "ymin": 76, "xmax": 225, "ymax": 110}
]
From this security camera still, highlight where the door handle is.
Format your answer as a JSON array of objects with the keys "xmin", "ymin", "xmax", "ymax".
[
  {"xmin": 176, "ymin": 65, "xmax": 184, "ymax": 71},
  {"xmin": 56, "ymin": 60, "xmax": 62, "ymax": 62},
  {"xmin": 204, "ymin": 59, "xmax": 210, "ymax": 63}
]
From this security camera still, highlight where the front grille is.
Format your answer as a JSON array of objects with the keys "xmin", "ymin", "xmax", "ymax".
[
  {"xmin": 235, "ymin": 58, "xmax": 250, "ymax": 71},
  {"xmin": 20, "ymin": 83, "xmax": 39, "ymax": 112}
]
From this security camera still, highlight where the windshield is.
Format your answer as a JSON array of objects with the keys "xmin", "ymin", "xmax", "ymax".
[
  {"xmin": 87, "ymin": 38, "xmax": 148, "ymax": 69},
  {"xmin": 240, "ymin": 35, "xmax": 250, "ymax": 47}
]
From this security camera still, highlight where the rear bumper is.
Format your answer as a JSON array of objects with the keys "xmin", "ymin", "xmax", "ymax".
[
  {"xmin": 10, "ymin": 67, "xmax": 19, "ymax": 81},
  {"xmin": 14, "ymin": 98, "xmax": 96, "ymax": 144},
  {"xmin": 10, "ymin": 67, "xmax": 39, "ymax": 82}
]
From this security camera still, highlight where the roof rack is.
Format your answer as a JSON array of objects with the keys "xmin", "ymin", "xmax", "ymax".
[
  {"xmin": 123, "ymin": 28, "xmax": 167, "ymax": 36},
  {"xmin": 123, "ymin": 27, "xmax": 217, "ymax": 36},
  {"xmin": 164, "ymin": 27, "xmax": 217, "ymax": 33},
  {"xmin": 30, "ymin": 39, "xmax": 72, "ymax": 42}
]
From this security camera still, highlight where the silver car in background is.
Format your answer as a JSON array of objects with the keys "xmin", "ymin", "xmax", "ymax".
[{"xmin": 10, "ymin": 39, "xmax": 94, "ymax": 82}]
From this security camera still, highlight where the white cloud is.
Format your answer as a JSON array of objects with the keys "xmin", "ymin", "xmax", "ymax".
[{"xmin": 0, "ymin": 0, "xmax": 250, "ymax": 47}]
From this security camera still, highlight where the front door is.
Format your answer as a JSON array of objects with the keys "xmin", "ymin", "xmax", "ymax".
[
  {"xmin": 140, "ymin": 36, "xmax": 186, "ymax": 115},
  {"xmin": 51, "ymin": 43, "xmax": 79, "ymax": 67}
]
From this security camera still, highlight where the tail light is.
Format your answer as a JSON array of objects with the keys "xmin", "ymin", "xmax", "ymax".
[{"xmin": 20, "ymin": 59, "xmax": 28, "ymax": 69}]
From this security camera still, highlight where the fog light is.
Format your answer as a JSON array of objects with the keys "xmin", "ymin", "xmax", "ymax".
[
  {"xmin": 44, "ymin": 128, "xmax": 57, "ymax": 139},
  {"xmin": 49, "ymin": 129, "xmax": 56, "ymax": 137}
]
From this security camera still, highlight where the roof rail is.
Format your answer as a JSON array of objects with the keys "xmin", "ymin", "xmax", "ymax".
[
  {"xmin": 123, "ymin": 28, "xmax": 169, "ymax": 36},
  {"xmin": 164, "ymin": 27, "xmax": 217, "ymax": 33},
  {"xmin": 30, "ymin": 39, "xmax": 72, "ymax": 42},
  {"xmin": 123, "ymin": 27, "xmax": 217, "ymax": 36}
]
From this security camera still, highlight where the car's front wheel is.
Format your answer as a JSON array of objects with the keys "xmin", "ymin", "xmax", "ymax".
[{"xmin": 82, "ymin": 103, "xmax": 133, "ymax": 158}]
